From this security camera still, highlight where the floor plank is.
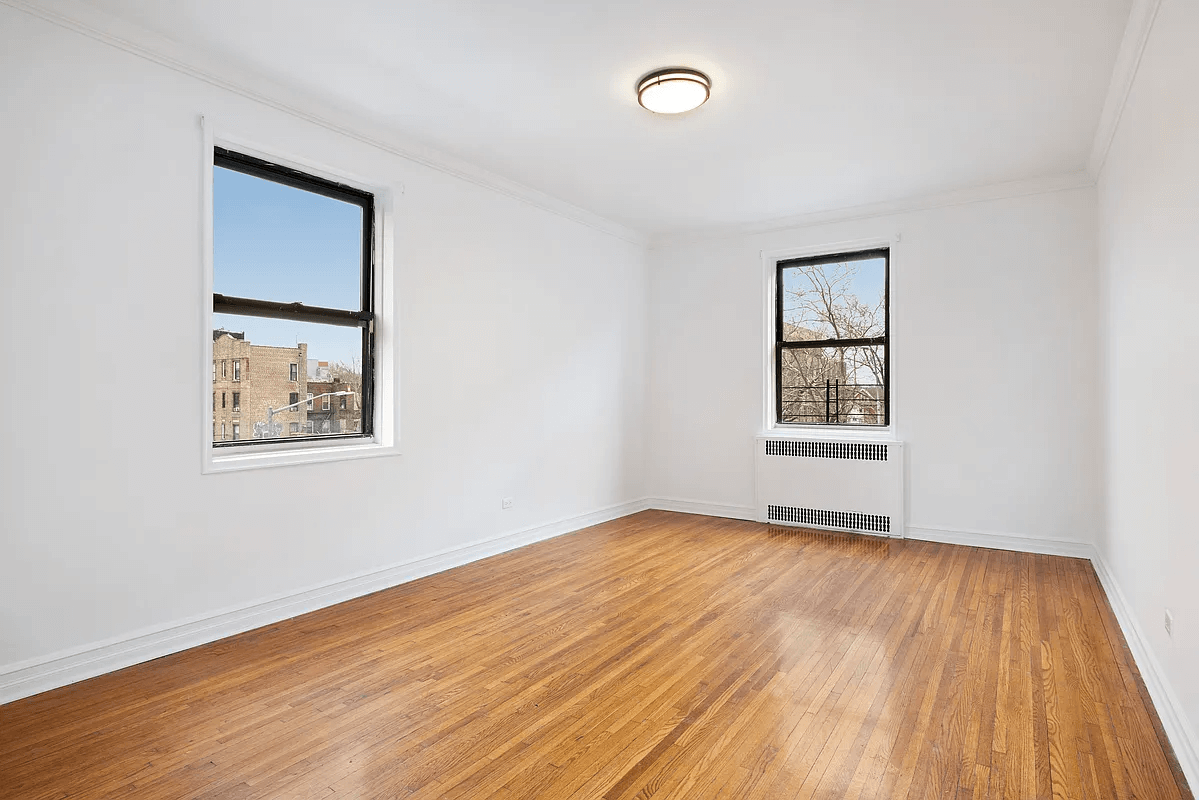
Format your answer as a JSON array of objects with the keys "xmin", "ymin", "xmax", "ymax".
[{"xmin": 0, "ymin": 511, "xmax": 1191, "ymax": 800}]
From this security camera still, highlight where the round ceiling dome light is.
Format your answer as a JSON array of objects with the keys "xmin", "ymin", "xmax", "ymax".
[{"xmin": 637, "ymin": 68, "xmax": 711, "ymax": 114}]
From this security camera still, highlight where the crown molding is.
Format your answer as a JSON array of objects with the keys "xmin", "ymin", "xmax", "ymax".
[
  {"xmin": 1087, "ymin": 0, "xmax": 1164, "ymax": 178},
  {"xmin": 650, "ymin": 170, "xmax": 1096, "ymax": 249},
  {"xmin": 1, "ymin": 0, "xmax": 648, "ymax": 247}
]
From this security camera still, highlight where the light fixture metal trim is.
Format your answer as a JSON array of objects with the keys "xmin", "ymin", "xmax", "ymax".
[{"xmin": 637, "ymin": 67, "xmax": 711, "ymax": 114}]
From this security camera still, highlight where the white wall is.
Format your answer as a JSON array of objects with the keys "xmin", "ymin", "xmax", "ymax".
[
  {"xmin": 1097, "ymin": 0, "xmax": 1199, "ymax": 750},
  {"xmin": 646, "ymin": 188, "xmax": 1103, "ymax": 543},
  {"xmin": 0, "ymin": 7, "xmax": 648, "ymax": 675}
]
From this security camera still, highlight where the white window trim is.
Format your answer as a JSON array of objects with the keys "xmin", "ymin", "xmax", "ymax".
[
  {"xmin": 760, "ymin": 235, "xmax": 898, "ymax": 442},
  {"xmin": 200, "ymin": 117, "xmax": 401, "ymax": 474}
]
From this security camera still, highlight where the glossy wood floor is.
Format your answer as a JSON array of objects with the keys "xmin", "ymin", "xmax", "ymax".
[{"xmin": 1, "ymin": 511, "xmax": 1191, "ymax": 800}]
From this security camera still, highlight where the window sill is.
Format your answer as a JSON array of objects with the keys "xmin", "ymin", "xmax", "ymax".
[
  {"xmin": 204, "ymin": 438, "xmax": 400, "ymax": 474},
  {"xmin": 760, "ymin": 425, "xmax": 896, "ymax": 443}
]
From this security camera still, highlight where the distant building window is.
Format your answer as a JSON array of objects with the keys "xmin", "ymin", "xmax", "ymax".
[
  {"xmin": 232, "ymin": 423, "xmax": 240, "ymax": 441},
  {"xmin": 232, "ymin": 392, "xmax": 240, "ymax": 412},
  {"xmin": 290, "ymin": 363, "xmax": 298, "ymax": 382},
  {"xmin": 290, "ymin": 423, "xmax": 299, "ymax": 433},
  {"xmin": 212, "ymin": 363, "xmax": 216, "ymax": 380},
  {"xmin": 289, "ymin": 392, "xmax": 299, "ymax": 407},
  {"xmin": 322, "ymin": 395, "xmax": 330, "ymax": 411},
  {"xmin": 221, "ymin": 360, "xmax": 226, "ymax": 378},
  {"xmin": 221, "ymin": 422, "xmax": 226, "ymax": 440},
  {"xmin": 306, "ymin": 393, "xmax": 314, "ymax": 411},
  {"xmin": 340, "ymin": 396, "xmax": 347, "ymax": 410},
  {"xmin": 306, "ymin": 422, "xmax": 314, "ymax": 434},
  {"xmin": 233, "ymin": 359, "xmax": 240, "ymax": 381},
  {"xmin": 221, "ymin": 392, "xmax": 226, "ymax": 409}
]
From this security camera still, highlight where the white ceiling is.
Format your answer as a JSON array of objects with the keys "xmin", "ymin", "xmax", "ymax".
[{"xmin": 78, "ymin": 0, "xmax": 1132, "ymax": 236}]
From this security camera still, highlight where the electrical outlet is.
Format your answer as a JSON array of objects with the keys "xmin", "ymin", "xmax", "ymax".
[
  {"xmin": 1165, "ymin": 609, "xmax": 1173, "ymax": 638},
  {"xmin": 502, "ymin": 497, "xmax": 514, "ymax": 510}
]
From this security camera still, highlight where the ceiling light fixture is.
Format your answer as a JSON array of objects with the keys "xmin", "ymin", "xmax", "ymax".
[{"xmin": 637, "ymin": 68, "xmax": 711, "ymax": 114}]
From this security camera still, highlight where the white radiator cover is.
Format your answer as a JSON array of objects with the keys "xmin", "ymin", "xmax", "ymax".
[{"xmin": 754, "ymin": 437, "xmax": 905, "ymax": 538}]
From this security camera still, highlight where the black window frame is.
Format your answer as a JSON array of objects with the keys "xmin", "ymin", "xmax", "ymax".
[
  {"xmin": 213, "ymin": 147, "xmax": 375, "ymax": 448},
  {"xmin": 775, "ymin": 248, "xmax": 890, "ymax": 427}
]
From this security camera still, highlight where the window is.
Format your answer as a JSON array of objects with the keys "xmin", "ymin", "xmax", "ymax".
[
  {"xmin": 210, "ymin": 147, "xmax": 375, "ymax": 450},
  {"xmin": 775, "ymin": 248, "xmax": 888, "ymax": 426},
  {"xmin": 221, "ymin": 360, "xmax": 226, "ymax": 378},
  {"xmin": 232, "ymin": 392, "xmax": 240, "ymax": 412},
  {"xmin": 340, "ymin": 396, "xmax": 347, "ymax": 410},
  {"xmin": 322, "ymin": 396, "xmax": 330, "ymax": 411},
  {"xmin": 232, "ymin": 423, "xmax": 240, "ymax": 441},
  {"xmin": 221, "ymin": 392, "xmax": 226, "ymax": 409},
  {"xmin": 306, "ymin": 422, "xmax": 314, "ymax": 434},
  {"xmin": 290, "ymin": 423, "xmax": 300, "ymax": 434},
  {"xmin": 221, "ymin": 422, "xmax": 226, "ymax": 440}
]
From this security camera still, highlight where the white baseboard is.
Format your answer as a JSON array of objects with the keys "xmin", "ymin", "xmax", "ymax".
[
  {"xmin": 0, "ymin": 498, "xmax": 651, "ymax": 706},
  {"xmin": 906, "ymin": 524, "xmax": 1095, "ymax": 559},
  {"xmin": 646, "ymin": 497, "xmax": 757, "ymax": 521},
  {"xmin": 1090, "ymin": 551, "xmax": 1199, "ymax": 792}
]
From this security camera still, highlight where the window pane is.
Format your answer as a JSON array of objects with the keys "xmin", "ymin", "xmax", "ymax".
[
  {"xmin": 779, "ymin": 344, "xmax": 885, "ymax": 425},
  {"xmin": 212, "ymin": 314, "xmax": 364, "ymax": 443},
  {"xmin": 781, "ymin": 256, "xmax": 885, "ymax": 342},
  {"xmin": 213, "ymin": 166, "xmax": 364, "ymax": 311}
]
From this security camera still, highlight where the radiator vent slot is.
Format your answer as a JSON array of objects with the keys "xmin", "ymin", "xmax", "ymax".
[
  {"xmin": 764, "ymin": 440, "xmax": 888, "ymax": 461},
  {"xmin": 767, "ymin": 505, "xmax": 891, "ymax": 534}
]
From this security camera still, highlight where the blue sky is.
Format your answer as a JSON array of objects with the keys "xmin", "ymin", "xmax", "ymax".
[
  {"xmin": 213, "ymin": 166, "xmax": 365, "ymax": 366},
  {"xmin": 781, "ymin": 256, "xmax": 886, "ymax": 335}
]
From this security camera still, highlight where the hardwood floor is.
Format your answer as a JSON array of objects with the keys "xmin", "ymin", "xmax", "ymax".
[{"xmin": 0, "ymin": 511, "xmax": 1191, "ymax": 799}]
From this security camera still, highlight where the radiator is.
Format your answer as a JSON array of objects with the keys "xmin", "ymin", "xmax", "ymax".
[{"xmin": 754, "ymin": 436, "xmax": 905, "ymax": 538}]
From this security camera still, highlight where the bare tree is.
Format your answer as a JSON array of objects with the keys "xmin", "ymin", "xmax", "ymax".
[
  {"xmin": 780, "ymin": 259, "xmax": 885, "ymax": 424},
  {"xmin": 328, "ymin": 359, "xmax": 362, "ymax": 401}
]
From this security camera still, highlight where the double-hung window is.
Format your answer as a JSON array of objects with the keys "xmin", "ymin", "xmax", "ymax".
[
  {"xmin": 210, "ymin": 147, "xmax": 375, "ymax": 449},
  {"xmin": 775, "ymin": 248, "xmax": 889, "ymax": 426}
]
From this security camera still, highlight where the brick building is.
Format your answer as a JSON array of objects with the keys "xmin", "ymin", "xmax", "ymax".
[
  {"xmin": 305, "ymin": 359, "xmax": 363, "ymax": 435},
  {"xmin": 212, "ymin": 330, "xmax": 309, "ymax": 441}
]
